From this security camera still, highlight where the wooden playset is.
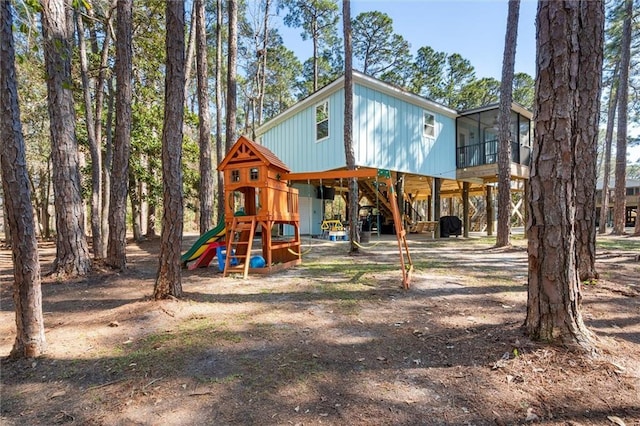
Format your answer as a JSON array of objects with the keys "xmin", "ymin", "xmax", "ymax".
[
  {"xmin": 216, "ymin": 136, "xmax": 413, "ymax": 288},
  {"xmin": 217, "ymin": 136, "xmax": 302, "ymax": 278}
]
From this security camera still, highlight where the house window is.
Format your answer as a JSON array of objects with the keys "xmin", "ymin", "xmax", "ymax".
[
  {"xmin": 250, "ymin": 167, "xmax": 259, "ymax": 181},
  {"xmin": 231, "ymin": 170, "xmax": 240, "ymax": 182},
  {"xmin": 316, "ymin": 101, "xmax": 329, "ymax": 141},
  {"xmin": 423, "ymin": 111, "xmax": 435, "ymax": 138}
]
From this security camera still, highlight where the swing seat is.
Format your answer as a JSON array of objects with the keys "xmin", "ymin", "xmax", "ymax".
[{"xmin": 410, "ymin": 221, "xmax": 437, "ymax": 238}]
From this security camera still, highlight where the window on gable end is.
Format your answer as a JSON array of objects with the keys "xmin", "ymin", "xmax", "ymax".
[
  {"xmin": 250, "ymin": 167, "xmax": 259, "ymax": 181},
  {"xmin": 423, "ymin": 111, "xmax": 435, "ymax": 138},
  {"xmin": 316, "ymin": 101, "xmax": 329, "ymax": 141}
]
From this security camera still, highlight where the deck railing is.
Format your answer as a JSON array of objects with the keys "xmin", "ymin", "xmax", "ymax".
[{"xmin": 456, "ymin": 140, "xmax": 531, "ymax": 169}]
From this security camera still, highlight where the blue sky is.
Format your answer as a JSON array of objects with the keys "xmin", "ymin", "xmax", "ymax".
[{"xmin": 275, "ymin": 0, "xmax": 538, "ymax": 80}]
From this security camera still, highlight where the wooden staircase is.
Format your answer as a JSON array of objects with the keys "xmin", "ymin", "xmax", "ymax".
[
  {"xmin": 359, "ymin": 180, "xmax": 394, "ymax": 221},
  {"xmin": 223, "ymin": 216, "xmax": 257, "ymax": 279}
]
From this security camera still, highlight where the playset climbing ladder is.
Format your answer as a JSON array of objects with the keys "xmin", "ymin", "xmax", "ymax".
[{"xmin": 223, "ymin": 216, "xmax": 257, "ymax": 279}]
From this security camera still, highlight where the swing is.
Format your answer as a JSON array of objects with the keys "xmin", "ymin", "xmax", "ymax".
[
  {"xmin": 353, "ymin": 238, "xmax": 384, "ymax": 249},
  {"xmin": 288, "ymin": 178, "xmax": 315, "ymax": 257},
  {"xmin": 288, "ymin": 246, "xmax": 313, "ymax": 256},
  {"xmin": 352, "ymin": 175, "xmax": 385, "ymax": 249}
]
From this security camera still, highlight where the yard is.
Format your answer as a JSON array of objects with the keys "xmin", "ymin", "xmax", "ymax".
[{"xmin": 1, "ymin": 232, "xmax": 639, "ymax": 425}]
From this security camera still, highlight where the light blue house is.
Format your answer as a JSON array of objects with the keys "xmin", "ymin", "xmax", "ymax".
[{"xmin": 254, "ymin": 71, "xmax": 532, "ymax": 236}]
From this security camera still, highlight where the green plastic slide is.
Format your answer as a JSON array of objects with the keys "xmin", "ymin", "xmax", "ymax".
[{"xmin": 181, "ymin": 218, "xmax": 226, "ymax": 265}]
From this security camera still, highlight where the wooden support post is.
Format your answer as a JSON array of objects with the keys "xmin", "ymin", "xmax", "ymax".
[
  {"xmin": 486, "ymin": 185, "xmax": 494, "ymax": 236},
  {"xmin": 433, "ymin": 177, "xmax": 442, "ymax": 238},
  {"xmin": 524, "ymin": 178, "xmax": 530, "ymax": 239},
  {"xmin": 463, "ymin": 181, "xmax": 470, "ymax": 238}
]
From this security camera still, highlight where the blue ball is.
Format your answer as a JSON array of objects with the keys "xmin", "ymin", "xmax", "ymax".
[{"xmin": 249, "ymin": 255, "xmax": 266, "ymax": 268}]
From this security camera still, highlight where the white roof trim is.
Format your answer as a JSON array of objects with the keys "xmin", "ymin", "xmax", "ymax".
[{"xmin": 459, "ymin": 102, "xmax": 533, "ymax": 120}]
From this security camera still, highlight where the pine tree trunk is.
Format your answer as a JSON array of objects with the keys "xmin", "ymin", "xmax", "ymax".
[
  {"xmin": 184, "ymin": 1, "xmax": 197, "ymax": 104},
  {"xmin": 574, "ymin": 2, "xmax": 604, "ymax": 282},
  {"xmin": 225, "ymin": 0, "xmax": 238, "ymax": 152},
  {"xmin": 106, "ymin": 0, "xmax": 133, "ymax": 270},
  {"xmin": 1, "ymin": 1, "xmax": 46, "ymax": 358},
  {"xmin": 38, "ymin": 167, "xmax": 52, "ymax": 239},
  {"xmin": 102, "ymin": 77, "xmax": 115, "ymax": 254},
  {"xmin": 154, "ymin": 0, "xmax": 185, "ymax": 300},
  {"xmin": 146, "ymin": 202, "xmax": 157, "ymax": 238},
  {"xmin": 257, "ymin": 0, "xmax": 270, "ymax": 127},
  {"xmin": 95, "ymin": 13, "xmax": 114, "ymax": 259},
  {"xmin": 342, "ymin": 0, "xmax": 358, "ymax": 252},
  {"xmin": 611, "ymin": 0, "xmax": 632, "ymax": 235},
  {"xmin": 526, "ymin": 0, "xmax": 603, "ymax": 351},
  {"xmin": 128, "ymin": 170, "xmax": 142, "ymax": 242},
  {"xmin": 75, "ymin": 10, "xmax": 103, "ymax": 259},
  {"xmin": 312, "ymin": 16, "xmax": 319, "ymax": 92},
  {"xmin": 215, "ymin": 0, "xmax": 225, "ymax": 223},
  {"xmin": 196, "ymin": 0, "xmax": 214, "ymax": 234},
  {"xmin": 41, "ymin": 0, "xmax": 92, "ymax": 277},
  {"xmin": 496, "ymin": 0, "xmax": 519, "ymax": 247},
  {"xmin": 146, "ymin": 155, "xmax": 159, "ymax": 239},
  {"xmin": 598, "ymin": 73, "xmax": 618, "ymax": 234}
]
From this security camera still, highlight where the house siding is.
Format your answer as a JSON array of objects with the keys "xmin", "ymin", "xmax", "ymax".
[
  {"xmin": 297, "ymin": 184, "xmax": 323, "ymax": 235},
  {"xmin": 258, "ymin": 80, "xmax": 456, "ymax": 179},
  {"xmin": 260, "ymin": 89, "xmax": 346, "ymax": 173},
  {"xmin": 353, "ymin": 84, "xmax": 456, "ymax": 178}
]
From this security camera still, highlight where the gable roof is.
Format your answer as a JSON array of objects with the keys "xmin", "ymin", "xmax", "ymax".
[
  {"xmin": 458, "ymin": 102, "xmax": 533, "ymax": 119},
  {"xmin": 217, "ymin": 135, "xmax": 291, "ymax": 173},
  {"xmin": 254, "ymin": 70, "xmax": 459, "ymax": 137}
]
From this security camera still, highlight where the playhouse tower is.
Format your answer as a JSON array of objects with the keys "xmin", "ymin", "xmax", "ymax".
[{"xmin": 217, "ymin": 136, "xmax": 302, "ymax": 278}]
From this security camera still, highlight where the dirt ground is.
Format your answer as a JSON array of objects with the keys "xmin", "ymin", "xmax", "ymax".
[{"xmin": 1, "ymin": 231, "xmax": 639, "ymax": 426}]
